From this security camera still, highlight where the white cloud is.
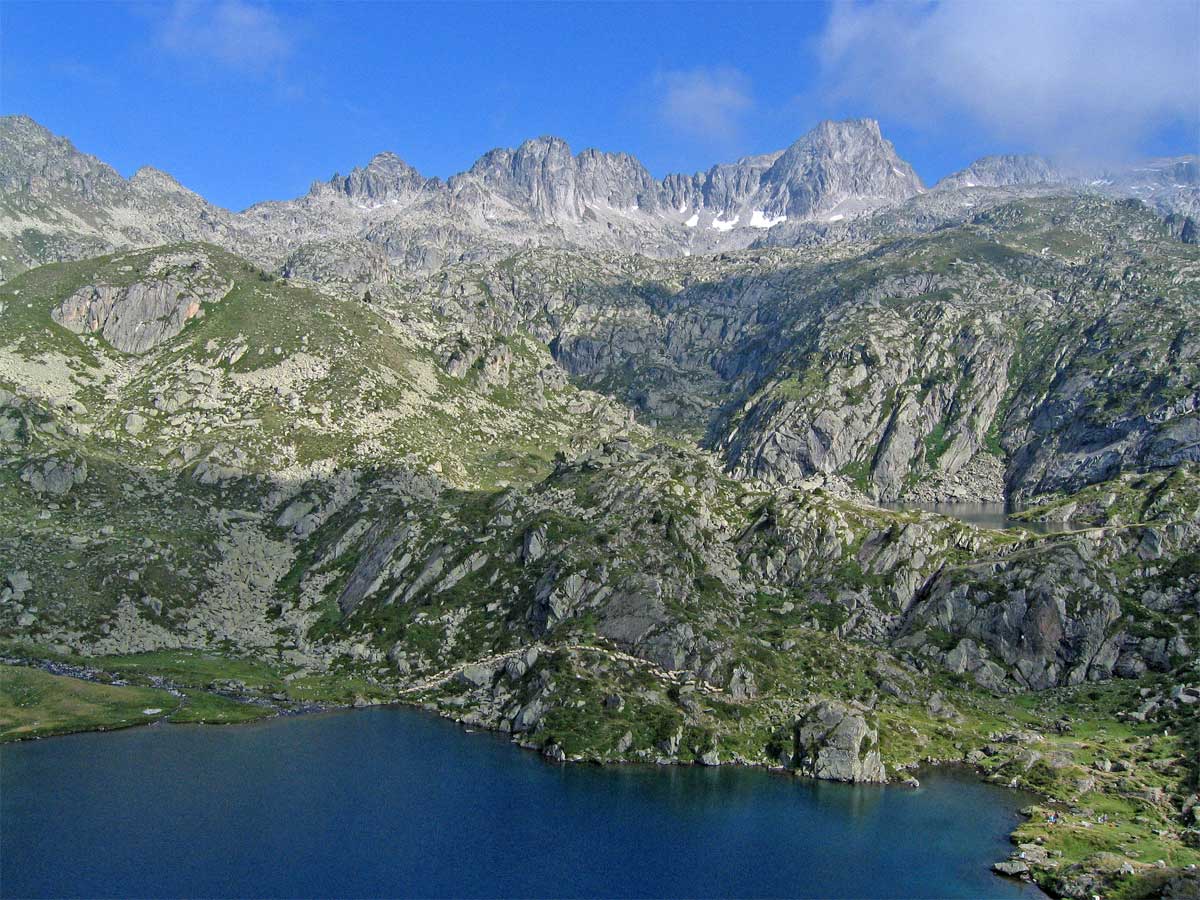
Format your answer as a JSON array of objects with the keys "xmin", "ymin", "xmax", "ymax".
[
  {"xmin": 655, "ymin": 67, "xmax": 754, "ymax": 144},
  {"xmin": 156, "ymin": 0, "xmax": 295, "ymax": 75},
  {"xmin": 818, "ymin": 0, "xmax": 1200, "ymax": 157}
]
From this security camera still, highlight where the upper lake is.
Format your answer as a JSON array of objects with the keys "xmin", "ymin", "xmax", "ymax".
[
  {"xmin": 882, "ymin": 500, "xmax": 1071, "ymax": 534},
  {"xmin": 2, "ymin": 706, "xmax": 1045, "ymax": 898}
]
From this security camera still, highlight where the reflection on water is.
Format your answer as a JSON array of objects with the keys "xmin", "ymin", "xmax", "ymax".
[
  {"xmin": 1, "ymin": 706, "xmax": 1045, "ymax": 899},
  {"xmin": 884, "ymin": 500, "xmax": 1072, "ymax": 534}
]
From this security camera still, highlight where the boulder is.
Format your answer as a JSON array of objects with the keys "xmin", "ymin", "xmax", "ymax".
[
  {"xmin": 728, "ymin": 665, "xmax": 759, "ymax": 700},
  {"xmin": 503, "ymin": 656, "xmax": 527, "ymax": 681},
  {"xmin": 6, "ymin": 570, "xmax": 32, "ymax": 600},
  {"xmin": 793, "ymin": 700, "xmax": 886, "ymax": 783},
  {"xmin": 512, "ymin": 698, "xmax": 545, "ymax": 733},
  {"xmin": 275, "ymin": 500, "xmax": 315, "ymax": 529},
  {"xmin": 992, "ymin": 860, "xmax": 1030, "ymax": 877},
  {"xmin": 22, "ymin": 458, "xmax": 86, "ymax": 495},
  {"xmin": 657, "ymin": 727, "xmax": 683, "ymax": 756},
  {"xmin": 457, "ymin": 664, "xmax": 496, "ymax": 689}
]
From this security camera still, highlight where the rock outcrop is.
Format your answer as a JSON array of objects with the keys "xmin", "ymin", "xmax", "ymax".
[
  {"xmin": 51, "ymin": 252, "xmax": 230, "ymax": 354},
  {"xmin": 793, "ymin": 701, "xmax": 886, "ymax": 783}
]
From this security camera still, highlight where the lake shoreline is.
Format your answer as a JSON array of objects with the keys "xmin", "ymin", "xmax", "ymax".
[
  {"xmin": 3, "ymin": 657, "xmax": 1047, "ymax": 896},
  {"xmin": 7, "ymin": 654, "xmax": 1194, "ymax": 898},
  {"xmin": 3, "ymin": 698, "xmax": 1048, "ymax": 900}
]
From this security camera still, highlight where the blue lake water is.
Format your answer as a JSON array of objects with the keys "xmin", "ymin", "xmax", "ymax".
[{"xmin": 1, "ymin": 707, "xmax": 1044, "ymax": 898}]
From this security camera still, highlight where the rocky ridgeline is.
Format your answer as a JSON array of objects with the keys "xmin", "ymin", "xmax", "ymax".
[{"xmin": 2, "ymin": 114, "xmax": 1196, "ymax": 281}]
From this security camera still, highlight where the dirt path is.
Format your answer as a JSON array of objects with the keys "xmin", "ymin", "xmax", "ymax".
[{"xmin": 395, "ymin": 641, "xmax": 727, "ymax": 697}]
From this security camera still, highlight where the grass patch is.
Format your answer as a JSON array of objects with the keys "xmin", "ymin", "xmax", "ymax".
[
  {"xmin": 0, "ymin": 665, "xmax": 177, "ymax": 741},
  {"xmin": 169, "ymin": 691, "xmax": 275, "ymax": 725}
]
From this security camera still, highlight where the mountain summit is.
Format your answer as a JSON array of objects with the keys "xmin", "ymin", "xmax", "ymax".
[{"xmin": 322, "ymin": 152, "xmax": 433, "ymax": 204}]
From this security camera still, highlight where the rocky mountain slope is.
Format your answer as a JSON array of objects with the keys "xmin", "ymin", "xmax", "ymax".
[
  {"xmin": 1, "ymin": 116, "xmax": 1198, "ymax": 897},
  {"xmin": 361, "ymin": 196, "xmax": 1197, "ymax": 506}
]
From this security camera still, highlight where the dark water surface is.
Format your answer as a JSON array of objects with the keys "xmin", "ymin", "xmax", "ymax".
[{"xmin": 2, "ymin": 707, "xmax": 1044, "ymax": 899}]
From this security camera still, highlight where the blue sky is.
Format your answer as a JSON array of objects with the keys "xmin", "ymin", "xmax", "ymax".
[{"xmin": 2, "ymin": 1, "xmax": 1197, "ymax": 211}]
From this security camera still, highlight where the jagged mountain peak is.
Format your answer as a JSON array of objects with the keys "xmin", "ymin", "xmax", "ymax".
[
  {"xmin": 465, "ymin": 135, "xmax": 572, "ymax": 175},
  {"xmin": 321, "ymin": 150, "xmax": 430, "ymax": 203},
  {"xmin": 934, "ymin": 152, "xmax": 1200, "ymax": 219},
  {"xmin": 516, "ymin": 134, "xmax": 573, "ymax": 154},
  {"xmin": 755, "ymin": 117, "xmax": 924, "ymax": 219},
  {"xmin": 0, "ymin": 113, "xmax": 52, "ymax": 137},
  {"xmin": 0, "ymin": 114, "xmax": 131, "ymax": 203},
  {"xmin": 455, "ymin": 135, "xmax": 657, "ymax": 221},
  {"xmin": 810, "ymin": 116, "xmax": 882, "ymax": 138},
  {"xmin": 790, "ymin": 118, "xmax": 904, "ymax": 163},
  {"xmin": 356, "ymin": 150, "xmax": 421, "ymax": 177},
  {"xmin": 1116, "ymin": 156, "xmax": 1200, "ymax": 185}
]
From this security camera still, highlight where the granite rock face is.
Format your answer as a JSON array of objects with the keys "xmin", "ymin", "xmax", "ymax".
[
  {"xmin": 937, "ymin": 154, "xmax": 1063, "ymax": 190},
  {"xmin": 748, "ymin": 118, "xmax": 923, "ymax": 220},
  {"xmin": 53, "ymin": 279, "xmax": 225, "ymax": 355},
  {"xmin": 50, "ymin": 250, "xmax": 231, "ymax": 354}
]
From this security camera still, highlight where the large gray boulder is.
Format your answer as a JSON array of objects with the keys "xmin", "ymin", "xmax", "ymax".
[
  {"xmin": 21, "ymin": 457, "xmax": 87, "ymax": 495},
  {"xmin": 794, "ymin": 700, "xmax": 886, "ymax": 783}
]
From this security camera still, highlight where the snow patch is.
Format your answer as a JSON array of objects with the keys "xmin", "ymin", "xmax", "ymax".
[
  {"xmin": 684, "ymin": 213, "xmax": 699, "ymax": 228},
  {"xmin": 749, "ymin": 210, "xmax": 787, "ymax": 228},
  {"xmin": 711, "ymin": 213, "xmax": 740, "ymax": 232},
  {"xmin": 826, "ymin": 214, "xmax": 845, "ymax": 222}
]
